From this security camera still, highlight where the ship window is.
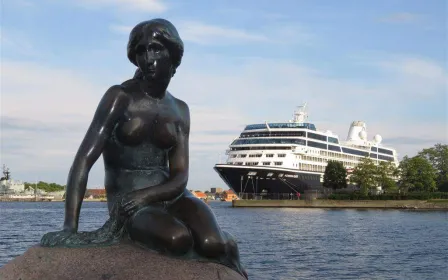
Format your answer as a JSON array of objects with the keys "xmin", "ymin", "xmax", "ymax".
[
  {"xmin": 278, "ymin": 154, "xmax": 286, "ymax": 157},
  {"xmin": 230, "ymin": 154, "xmax": 237, "ymax": 158},
  {"xmin": 378, "ymin": 148, "xmax": 394, "ymax": 155},
  {"xmin": 240, "ymin": 131, "xmax": 306, "ymax": 138},
  {"xmin": 341, "ymin": 147, "xmax": 369, "ymax": 157},
  {"xmin": 249, "ymin": 154, "xmax": 262, "ymax": 158},
  {"xmin": 230, "ymin": 146, "xmax": 293, "ymax": 151},
  {"xmin": 244, "ymin": 123, "xmax": 316, "ymax": 131},
  {"xmin": 231, "ymin": 138, "xmax": 306, "ymax": 146},
  {"xmin": 262, "ymin": 162, "xmax": 271, "ymax": 165},
  {"xmin": 328, "ymin": 137, "xmax": 339, "ymax": 144},
  {"xmin": 307, "ymin": 132, "xmax": 327, "ymax": 142},
  {"xmin": 274, "ymin": 162, "xmax": 283, "ymax": 165},
  {"xmin": 266, "ymin": 154, "xmax": 274, "ymax": 157},
  {"xmin": 246, "ymin": 162, "xmax": 258, "ymax": 166},
  {"xmin": 238, "ymin": 154, "xmax": 247, "ymax": 158},
  {"xmin": 244, "ymin": 124, "xmax": 266, "ymax": 130},
  {"xmin": 307, "ymin": 141, "xmax": 327, "ymax": 149},
  {"xmin": 378, "ymin": 155, "xmax": 394, "ymax": 161},
  {"xmin": 328, "ymin": 145, "xmax": 341, "ymax": 152}
]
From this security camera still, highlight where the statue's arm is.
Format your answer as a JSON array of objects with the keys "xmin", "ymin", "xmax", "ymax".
[{"xmin": 64, "ymin": 86, "xmax": 129, "ymax": 232}]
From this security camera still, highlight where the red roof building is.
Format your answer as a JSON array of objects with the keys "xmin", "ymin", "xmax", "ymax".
[
  {"xmin": 84, "ymin": 189, "xmax": 106, "ymax": 198},
  {"xmin": 192, "ymin": 191, "xmax": 207, "ymax": 200}
]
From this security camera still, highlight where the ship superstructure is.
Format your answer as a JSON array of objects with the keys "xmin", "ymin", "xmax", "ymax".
[{"xmin": 213, "ymin": 104, "xmax": 399, "ymax": 196}]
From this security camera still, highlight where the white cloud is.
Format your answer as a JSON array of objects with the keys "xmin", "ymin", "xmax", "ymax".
[
  {"xmin": 110, "ymin": 21, "xmax": 268, "ymax": 45},
  {"xmin": 76, "ymin": 0, "xmax": 167, "ymax": 12},
  {"xmin": 110, "ymin": 25, "xmax": 132, "ymax": 34},
  {"xmin": 0, "ymin": 61, "xmax": 252, "ymax": 188},
  {"xmin": 110, "ymin": 20, "xmax": 314, "ymax": 46},
  {"xmin": 378, "ymin": 57, "xmax": 447, "ymax": 85},
  {"xmin": 1, "ymin": 30, "xmax": 39, "ymax": 58},
  {"xmin": 1, "ymin": 52, "xmax": 446, "ymax": 190},
  {"xmin": 177, "ymin": 21, "xmax": 268, "ymax": 45},
  {"xmin": 1, "ymin": 61, "xmax": 104, "ymax": 178},
  {"xmin": 169, "ymin": 53, "xmax": 447, "ymax": 161}
]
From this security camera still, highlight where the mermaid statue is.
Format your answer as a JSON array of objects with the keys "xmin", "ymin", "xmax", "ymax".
[{"xmin": 40, "ymin": 18, "xmax": 247, "ymax": 279}]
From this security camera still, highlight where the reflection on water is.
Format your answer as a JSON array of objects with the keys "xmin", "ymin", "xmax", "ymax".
[{"xmin": 1, "ymin": 201, "xmax": 447, "ymax": 280}]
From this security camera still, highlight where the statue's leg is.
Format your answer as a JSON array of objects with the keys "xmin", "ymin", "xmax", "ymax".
[
  {"xmin": 167, "ymin": 192, "xmax": 247, "ymax": 279},
  {"xmin": 167, "ymin": 194, "xmax": 227, "ymax": 259},
  {"xmin": 127, "ymin": 206, "xmax": 193, "ymax": 255}
]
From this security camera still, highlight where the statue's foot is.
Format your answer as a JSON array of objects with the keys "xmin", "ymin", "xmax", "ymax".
[
  {"xmin": 41, "ymin": 230, "xmax": 73, "ymax": 247},
  {"xmin": 40, "ymin": 218, "xmax": 124, "ymax": 248}
]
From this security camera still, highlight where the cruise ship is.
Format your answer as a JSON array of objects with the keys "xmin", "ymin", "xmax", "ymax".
[{"xmin": 213, "ymin": 104, "xmax": 399, "ymax": 197}]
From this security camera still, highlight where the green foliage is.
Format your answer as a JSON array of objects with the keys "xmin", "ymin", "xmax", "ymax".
[
  {"xmin": 418, "ymin": 143, "xmax": 448, "ymax": 191},
  {"xmin": 350, "ymin": 157, "xmax": 379, "ymax": 195},
  {"xmin": 349, "ymin": 157, "xmax": 399, "ymax": 194},
  {"xmin": 24, "ymin": 181, "xmax": 65, "ymax": 192},
  {"xmin": 323, "ymin": 161, "xmax": 347, "ymax": 190},
  {"xmin": 398, "ymin": 156, "xmax": 437, "ymax": 192},
  {"xmin": 328, "ymin": 192, "xmax": 448, "ymax": 200},
  {"xmin": 377, "ymin": 161, "xmax": 399, "ymax": 191}
]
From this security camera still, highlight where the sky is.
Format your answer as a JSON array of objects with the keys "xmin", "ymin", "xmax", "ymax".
[{"xmin": 1, "ymin": 0, "xmax": 447, "ymax": 191}]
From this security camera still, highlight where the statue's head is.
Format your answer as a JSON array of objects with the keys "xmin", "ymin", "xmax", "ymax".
[{"xmin": 127, "ymin": 19, "xmax": 184, "ymax": 81}]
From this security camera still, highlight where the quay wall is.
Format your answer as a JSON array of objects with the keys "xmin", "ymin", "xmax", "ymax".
[
  {"xmin": 232, "ymin": 199, "xmax": 448, "ymax": 210},
  {"xmin": 0, "ymin": 198, "xmax": 106, "ymax": 202}
]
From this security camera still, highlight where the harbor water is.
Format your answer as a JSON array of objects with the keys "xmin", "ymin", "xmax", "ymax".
[{"xmin": 1, "ymin": 201, "xmax": 447, "ymax": 280}]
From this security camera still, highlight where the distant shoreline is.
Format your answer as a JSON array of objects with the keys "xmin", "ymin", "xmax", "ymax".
[{"xmin": 232, "ymin": 199, "xmax": 448, "ymax": 210}]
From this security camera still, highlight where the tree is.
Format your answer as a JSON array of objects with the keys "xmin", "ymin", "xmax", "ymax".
[
  {"xmin": 24, "ymin": 181, "xmax": 65, "ymax": 192},
  {"xmin": 418, "ymin": 144, "xmax": 448, "ymax": 191},
  {"xmin": 323, "ymin": 161, "xmax": 347, "ymax": 190},
  {"xmin": 377, "ymin": 161, "xmax": 399, "ymax": 192},
  {"xmin": 398, "ymin": 156, "xmax": 437, "ymax": 192},
  {"xmin": 350, "ymin": 157, "xmax": 378, "ymax": 195}
]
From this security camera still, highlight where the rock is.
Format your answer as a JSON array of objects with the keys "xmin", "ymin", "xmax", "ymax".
[{"xmin": 0, "ymin": 243, "xmax": 246, "ymax": 280}]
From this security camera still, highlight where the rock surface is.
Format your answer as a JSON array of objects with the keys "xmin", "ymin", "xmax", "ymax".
[{"xmin": 0, "ymin": 243, "xmax": 246, "ymax": 280}]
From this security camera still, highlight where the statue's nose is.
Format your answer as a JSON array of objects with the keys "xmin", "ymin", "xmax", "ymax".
[{"xmin": 146, "ymin": 54, "xmax": 155, "ymax": 65}]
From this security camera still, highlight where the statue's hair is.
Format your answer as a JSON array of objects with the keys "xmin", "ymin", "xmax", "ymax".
[{"xmin": 127, "ymin": 19, "xmax": 184, "ymax": 76}]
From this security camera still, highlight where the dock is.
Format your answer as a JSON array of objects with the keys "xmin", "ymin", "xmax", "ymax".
[{"xmin": 232, "ymin": 199, "xmax": 448, "ymax": 210}]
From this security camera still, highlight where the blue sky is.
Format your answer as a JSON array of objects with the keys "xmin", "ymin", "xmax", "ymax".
[{"xmin": 1, "ymin": 0, "xmax": 447, "ymax": 190}]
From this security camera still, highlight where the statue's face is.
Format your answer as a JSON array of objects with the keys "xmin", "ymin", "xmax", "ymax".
[{"xmin": 135, "ymin": 30, "xmax": 172, "ymax": 82}]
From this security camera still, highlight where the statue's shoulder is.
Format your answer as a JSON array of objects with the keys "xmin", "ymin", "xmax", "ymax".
[
  {"xmin": 167, "ymin": 92, "xmax": 190, "ymax": 131},
  {"xmin": 102, "ymin": 84, "xmax": 130, "ymax": 102},
  {"xmin": 120, "ymin": 78, "xmax": 138, "ymax": 90},
  {"xmin": 170, "ymin": 94, "xmax": 189, "ymax": 118}
]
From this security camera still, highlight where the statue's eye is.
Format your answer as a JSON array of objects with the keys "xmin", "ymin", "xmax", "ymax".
[{"xmin": 151, "ymin": 45, "xmax": 162, "ymax": 54}]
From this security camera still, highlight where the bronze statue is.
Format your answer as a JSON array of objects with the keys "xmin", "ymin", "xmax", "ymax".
[{"xmin": 40, "ymin": 18, "xmax": 247, "ymax": 279}]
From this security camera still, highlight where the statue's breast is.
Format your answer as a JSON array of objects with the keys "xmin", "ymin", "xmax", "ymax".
[
  {"xmin": 114, "ymin": 111, "xmax": 178, "ymax": 150},
  {"xmin": 115, "ymin": 116, "xmax": 148, "ymax": 146}
]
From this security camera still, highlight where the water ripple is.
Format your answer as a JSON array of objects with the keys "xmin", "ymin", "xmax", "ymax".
[{"xmin": 1, "ymin": 202, "xmax": 447, "ymax": 279}]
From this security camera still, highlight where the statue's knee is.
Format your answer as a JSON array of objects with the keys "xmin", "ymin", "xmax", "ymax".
[
  {"xmin": 166, "ymin": 230, "xmax": 193, "ymax": 255},
  {"xmin": 197, "ymin": 236, "xmax": 226, "ymax": 258}
]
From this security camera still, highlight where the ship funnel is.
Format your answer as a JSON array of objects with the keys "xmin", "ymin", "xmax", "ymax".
[{"xmin": 346, "ymin": 121, "xmax": 367, "ymax": 142}]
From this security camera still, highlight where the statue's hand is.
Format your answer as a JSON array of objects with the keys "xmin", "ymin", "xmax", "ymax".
[
  {"xmin": 121, "ymin": 190, "xmax": 148, "ymax": 217},
  {"xmin": 40, "ymin": 230, "xmax": 74, "ymax": 247}
]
